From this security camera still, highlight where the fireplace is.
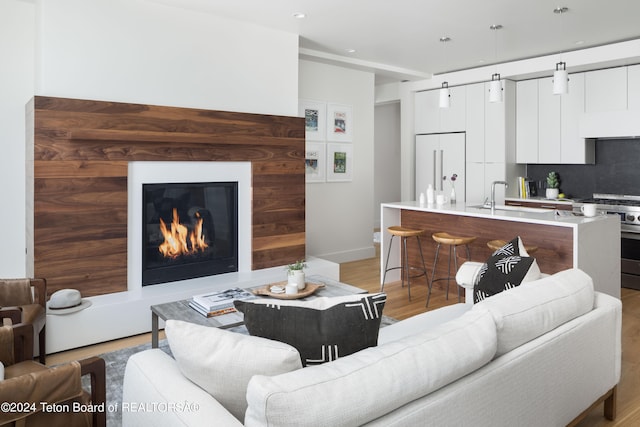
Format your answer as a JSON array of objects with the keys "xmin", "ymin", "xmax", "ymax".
[{"xmin": 142, "ymin": 181, "xmax": 238, "ymax": 286}]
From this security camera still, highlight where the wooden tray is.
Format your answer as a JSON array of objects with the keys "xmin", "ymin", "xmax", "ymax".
[{"xmin": 252, "ymin": 281, "xmax": 325, "ymax": 299}]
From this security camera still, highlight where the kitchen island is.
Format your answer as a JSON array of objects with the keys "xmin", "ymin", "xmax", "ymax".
[{"xmin": 381, "ymin": 201, "xmax": 620, "ymax": 298}]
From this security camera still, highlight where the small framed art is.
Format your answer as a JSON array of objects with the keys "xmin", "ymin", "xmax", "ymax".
[
  {"xmin": 299, "ymin": 99, "xmax": 326, "ymax": 141},
  {"xmin": 326, "ymin": 103, "xmax": 353, "ymax": 142},
  {"xmin": 326, "ymin": 143, "xmax": 353, "ymax": 182},
  {"xmin": 305, "ymin": 142, "xmax": 326, "ymax": 183}
]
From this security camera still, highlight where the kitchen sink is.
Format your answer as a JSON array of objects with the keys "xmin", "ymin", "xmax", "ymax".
[{"xmin": 467, "ymin": 204, "xmax": 554, "ymax": 213}]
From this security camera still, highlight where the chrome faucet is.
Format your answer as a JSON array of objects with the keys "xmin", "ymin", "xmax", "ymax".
[{"xmin": 490, "ymin": 181, "xmax": 509, "ymax": 213}]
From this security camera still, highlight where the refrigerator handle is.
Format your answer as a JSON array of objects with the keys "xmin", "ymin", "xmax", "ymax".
[
  {"xmin": 440, "ymin": 150, "xmax": 444, "ymax": 191},
  {"xmin": 432, "ymin": 150, "xmax": 436, "ymax": 189}
]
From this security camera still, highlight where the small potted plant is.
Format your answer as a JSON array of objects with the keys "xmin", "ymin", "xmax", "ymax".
[
  {"xmin": 286, "ymin": 260, "xmax": 307, "ymax": 290},
  {"xmin": 546, "ymin": 171, "xmax": 560, "ymax": 199}
]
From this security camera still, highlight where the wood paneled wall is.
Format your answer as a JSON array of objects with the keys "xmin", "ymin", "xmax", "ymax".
[{"xmin": 28, "ymin": 96, "xmax": 305, "ymax": 297}]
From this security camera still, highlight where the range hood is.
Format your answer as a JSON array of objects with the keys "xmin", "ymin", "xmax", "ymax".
[{"xmin": 579, "ymin": 110, "xmax": 640, "ymax": 139}]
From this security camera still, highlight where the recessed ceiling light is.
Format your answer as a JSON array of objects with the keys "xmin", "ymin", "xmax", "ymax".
[
  {"xmin": 440, "ymin": 37, "xmax": 451, "ymax": 43},
  {"xmin": 293, "ymin": 12, "xmax": 306, "ymax": 19},
  {"xmin": 575, "ymin": 40, "xmax": 585, "ymax": 45},
  {"xmin": 345, "ymin": 48, "xmax": 356, "ymax": 54},
  {"xmin": 553, "ymin": 6, "xmax": 569, "ymax": 14}
]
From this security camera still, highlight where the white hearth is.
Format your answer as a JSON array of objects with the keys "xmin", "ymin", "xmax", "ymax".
[{"xmin": 45, "ymin": 161, "xmax": 338, "ymax": 353}]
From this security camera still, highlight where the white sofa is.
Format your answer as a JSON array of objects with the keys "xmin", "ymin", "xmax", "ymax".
[{"xmin": 123, "ymin": 268, "xmax": 621, "ymax": 426}]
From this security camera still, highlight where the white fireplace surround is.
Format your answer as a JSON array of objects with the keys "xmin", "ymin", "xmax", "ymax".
[
  {"xmin": 45, "ymin": 161, "xmax": 339, "ymax": 353},
  {"xmin": 127, "ymin": 161, "xmax": 252, "ymax": 289}
]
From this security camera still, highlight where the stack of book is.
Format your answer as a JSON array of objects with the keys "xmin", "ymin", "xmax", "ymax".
[
  {"xmin": 517, "ymin": 177, "xmax": 538, "ymax": 199},
  {"xmin": 189, "ymin": 287, "xmax": 256, "ymax": 317}
]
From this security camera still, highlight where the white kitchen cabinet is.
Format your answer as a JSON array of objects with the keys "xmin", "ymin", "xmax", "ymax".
[
  {"xmin": 464, "ymin": 79, "xmax": 522, "ymax": 202},
  {"xmin": 484, "ymin": 80, "xmax": 507, "ymax": 163},
  {"xmin": 561, "ymin": 73, "xmax": 594, "ymax": 163},
  {"xmin": 415, "ymin": 133, "xmax": 465, "ymax": 201},
  {"xmin": 538, "ymin": 77, "xmax": 561, "ymax": 163},
  {"xmin": 516, "ymin": 79, "xmax": 539, "ymax": 163},
  {"xmin": 585, "ymin": 67, "xmax": 627, "ymax": 113},
  {"xmin": 515, "ymin": 73, "xmax": 593, "ymax": 164},
  {"xmin": 414, "ymin": 87, "xmax": 466, "ymax": 134},
  {"xmin": 465, "ymin": 83, "xmax": 485, "ymax": 163},
  {"xmin": 414, "ymin": 90, "xmax": 440, "ymax": 134},
  {"xmin": 465, "ymin": 162, "xmax": 485, "ymax": 204},
  {"xmin": 628, "ymin": 65, "xmax": 640, "ymax": 111}
]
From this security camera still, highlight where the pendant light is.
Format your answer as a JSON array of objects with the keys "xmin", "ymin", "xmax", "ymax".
[
  {"xmin": 488, "ymin": 24, "xmax": 503, "ymax": 103},
  {"xmin": 438, "ymin": 37, "xmax": 451, "ymax": 108},
  {"xmin": 552, "ymin": 7, "xmax": 569, "ymax": 95}
]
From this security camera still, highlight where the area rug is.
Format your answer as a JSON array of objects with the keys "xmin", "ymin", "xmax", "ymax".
[{"xmin": 95, "ymin": 317, "xmax": 397, "ymax": 426}]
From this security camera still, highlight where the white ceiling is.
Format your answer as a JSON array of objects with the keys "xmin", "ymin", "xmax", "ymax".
[{"xmin": 151, "ymin": 0, "xmax": 640, "ymax": 85}]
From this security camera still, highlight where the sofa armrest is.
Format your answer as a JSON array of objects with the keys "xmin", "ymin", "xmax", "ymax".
[{"xmin": 123, "ymin": 349, "xmax": 243, "ymax": 427}]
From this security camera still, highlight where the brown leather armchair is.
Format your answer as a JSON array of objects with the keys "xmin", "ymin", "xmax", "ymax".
[
  {"xmin": 0, "ymin": 315, "xmax": 106, "ymax": 427},
  {"xmin": 0, "ymin": 279, "xmax": 47, "ymax": 363}
]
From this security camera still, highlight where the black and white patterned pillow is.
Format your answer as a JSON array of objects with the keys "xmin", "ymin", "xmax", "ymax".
[
  {"xmin": 235, "ymin": 293, "xmax": 386, "ymax": 366},
  {"xmin": 473, "ymin": 237, "xmax": 539, "ymax": 303}
]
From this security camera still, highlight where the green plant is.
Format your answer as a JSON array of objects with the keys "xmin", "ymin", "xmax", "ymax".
[
  {"xmin": 546, "ymin": 171, "xmax": 559, "ymax": 189},
  {"xmin": 286, "ymin": 260, "xmax": 306, "ymax": 272}
]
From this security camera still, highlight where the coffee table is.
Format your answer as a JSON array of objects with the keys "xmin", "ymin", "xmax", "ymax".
[{"xmin": 149, "ymin": 274, "xmax": 367, "ymax": 348}]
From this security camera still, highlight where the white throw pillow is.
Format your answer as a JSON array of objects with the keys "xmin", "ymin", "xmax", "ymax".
[{"xmin": 165, "ymin": 319, "xmax": 302, "ymax": 422}]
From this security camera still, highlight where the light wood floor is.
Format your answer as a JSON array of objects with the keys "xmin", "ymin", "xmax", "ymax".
[{"xmin": 48, "ymin": 246, "xmax": 640, "ymax": 426}]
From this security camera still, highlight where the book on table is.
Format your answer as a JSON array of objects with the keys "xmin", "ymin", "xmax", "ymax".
[{"xmin": 190, "ymin": 287, "xmax": 256, "ymax": 317}]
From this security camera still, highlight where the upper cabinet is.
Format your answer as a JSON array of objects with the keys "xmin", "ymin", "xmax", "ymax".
[
  {"xmin": 516, "ymin": 72, "xmax": 594, "ymax": 164},
  {"xmin": 585, "ymin": 67, "xmax": 627, "ymax": 113},
  {"xmin": 415, "ymin": 86, "xmax": 466, "ymax": 134},
  {"xmin": 628, "ymin": 64, "xmax": 640, "ymax": 110}
]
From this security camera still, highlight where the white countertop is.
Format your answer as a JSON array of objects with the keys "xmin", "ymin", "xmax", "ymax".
[{"xmin": 381, "ymin": 201, "xmax": 613, "ymax": 228}]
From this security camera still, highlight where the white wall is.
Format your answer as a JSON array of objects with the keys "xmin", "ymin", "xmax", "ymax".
[
  {"xmin": 300, "ymin": 60, "xmax": 376, "ymax": 263},
  {"xmin": 374, "ymin": 102, "xmax": 401, "ymax": 228},
  {"xmin": 0, "ymin": 0, "xmax": 299, "ymax": 277},
  {"xmin": 0, "ymin": 0, "xmax": 35, "ymax": 277},
  {"xmin": 36, "ymin": 0, "xmax": 299, "ymax": 116}
]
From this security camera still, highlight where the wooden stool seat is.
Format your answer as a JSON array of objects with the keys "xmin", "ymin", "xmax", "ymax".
[
  {"xmin": 388, "ymin": 226, "xmax": 426, "ymax": 238},
  {"xmin": 432, "ymin": 232, "xmax": 477, "ymax": 246},
  {"xmin": 427, "ymin": 232, "xmax": 477, "ymax": 307},
  {"xmin": 381, "ymin": 226, "xmax": 428, "ymax": 301},
  {"xmin": 487, "ymin": 239, "xmax": 538, "ymax": 254}
]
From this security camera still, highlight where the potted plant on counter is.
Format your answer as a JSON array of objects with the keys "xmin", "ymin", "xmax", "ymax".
[
  {"xmin": 546, "ymin": 171, "xmax": 560, "ymax": 199},
  {"xmin": 286, "ymin": 260, "xmax": 307, "ymax": 290}
]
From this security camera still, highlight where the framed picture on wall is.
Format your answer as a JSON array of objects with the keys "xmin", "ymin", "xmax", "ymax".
[
  {"xmin": 305, "ymin": 142, "xmax": 326, "ymax": 183},
  {"xmin": 299, "ymin": 99, "xmax": 326, "ymax": 141},
  {"xmin": 326, "ymin": 143, "xmax": 353, "ymax": 182},
  {"xmin": 326, "ymin": 103, "xmax": 353, "ymax": 142}
]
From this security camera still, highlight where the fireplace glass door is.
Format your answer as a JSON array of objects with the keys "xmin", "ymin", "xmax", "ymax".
[{"xmin": 142, "ymin": 182, "xmax": 238, "ymax": 286}]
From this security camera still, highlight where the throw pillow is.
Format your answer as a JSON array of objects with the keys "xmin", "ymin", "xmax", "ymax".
[
  {"xmin": 235, "ymin": 293, "xmax": 387, "ymax": 366},
  {"xmin": 164, "ymin": 319, "xmax": 302, "ymax": 422},
  {"xmin": 473, "ymin": 236, "xmax": 541, "ymax": 303}
]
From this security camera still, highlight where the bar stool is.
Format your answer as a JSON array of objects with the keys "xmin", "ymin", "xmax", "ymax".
[
  {"xmin": 381, "ymin": 226, "xmax": 428, "ymax": 301},
  {"xmin": 426, "ymin": 232, "xmax": 477, "ymax": 307},
  {"xmin": 487, "ymin": 239, "xmax": 538, "ymax": 254}
]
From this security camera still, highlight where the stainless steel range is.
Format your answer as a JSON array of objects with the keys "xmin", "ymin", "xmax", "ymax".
[{"xmin": 574, "ymin": 193, "xmax": 640, "ymax": 290}]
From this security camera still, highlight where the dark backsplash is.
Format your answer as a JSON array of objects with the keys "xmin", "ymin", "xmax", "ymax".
[{"xmin": 526, "ymin": 139, "xmax": 640, "ymax": 200}]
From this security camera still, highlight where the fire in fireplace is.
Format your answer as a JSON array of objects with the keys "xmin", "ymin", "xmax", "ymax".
[{"xmin": 142, "ymin": 181, "xmax": 238, "ymax": 286}]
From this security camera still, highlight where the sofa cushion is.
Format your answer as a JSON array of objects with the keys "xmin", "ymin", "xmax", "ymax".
[
  {"xmin": 474, "ymin": 236, "xmax": 541, "ymax": 303},
  {"xmin": 235, "ymin": 293, "xmax": 386, "ymax": 366},
  {"xmin": 164, "ymin": 319, "xmax": 302, "ymax": 422},
  {"xmin": 244, "ymin": 307, "xmax": 497, "ymax": 427},
  {"xmin": 473, "ymin": 268, "xmax": 594, "ymax": 356}
]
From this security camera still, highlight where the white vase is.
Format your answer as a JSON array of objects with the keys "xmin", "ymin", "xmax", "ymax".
[
  {"xmin": 546, "ymin": 188, "xmax": 559, "ymax": 199},
  {"xmin": 288, "ymin": 270, "xmax": 306, "ymax": 290},
  {"xmin": 449, "ymin": 184, "xmax": 456, "ymax": 204}
]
